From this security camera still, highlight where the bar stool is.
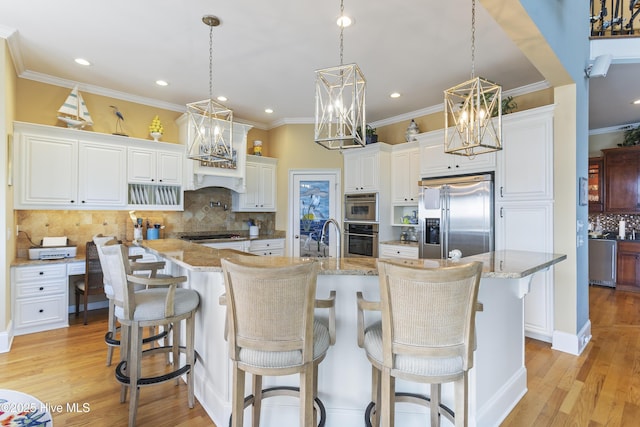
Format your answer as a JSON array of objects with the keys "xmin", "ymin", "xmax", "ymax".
[
  {"xmin": 101, "ymin": 243, "xmax": 200, "ymax": 427},
  {"xmin": 220, "ymin": 256, "xmax": 336, "ymax": 427},
  {"xmin": 357, "ymin": 260, "xmax": 483, "ymax": 427},
  {"xmin": 93, "ymin": 235, "xmax": 169, "ymax": 366}
]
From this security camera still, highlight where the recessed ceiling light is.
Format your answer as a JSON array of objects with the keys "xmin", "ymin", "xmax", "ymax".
[
  {"xmin": 265, "ymin": 108, "xmax": 274, "ymax": 114},
  {"xmin": 155, "ymin": 80, "xmax": 169, "ymax": 86},
  {"xmin": 633, "ymin": 99, "xmax": 640, "ymax": 105},
  {"xmin": 336, "ymin": 15, "xmax": 353, "ymax": 27},
  {"xmin": 390, "ymin": 92, "xmax": 401, "ymax": 98},
  {"xmin": 74, "ymin": 58, "xmax": 91, "ymax": 66},
  {"xmin": 217, "ymin": 95, "xmax": 228, "ymax": 102}
]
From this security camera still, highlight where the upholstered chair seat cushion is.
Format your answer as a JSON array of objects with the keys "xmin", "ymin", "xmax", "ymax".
[
  {"xmin": 364, "ymin": 321, "xmax": 464, "ymax": 378},
  {"xmin": 115, "ymin": 288, "xmax": 200, "ymax": 322},
  {"xmin": 238, "ymin": 319, "xmax": 330, "ymax": 368}
]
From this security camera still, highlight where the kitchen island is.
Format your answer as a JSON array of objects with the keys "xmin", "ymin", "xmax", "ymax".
[{"xmin": 139, "ymin": 239, "xmax": 566, "ymax": 427}]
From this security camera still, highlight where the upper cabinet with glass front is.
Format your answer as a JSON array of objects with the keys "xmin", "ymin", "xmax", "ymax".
[{"xmin": 588, "ymin": 157, "xmax": 603, "ymax": 213}]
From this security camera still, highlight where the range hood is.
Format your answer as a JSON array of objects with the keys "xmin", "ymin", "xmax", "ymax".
[{"xmin": 178, "ymin": 114, "xmax": 252, "ymax": 193}]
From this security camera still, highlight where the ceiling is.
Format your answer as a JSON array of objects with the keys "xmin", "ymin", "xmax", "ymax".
[{"xmin": 0, "ymin": 0, "xmax": 636, "ymax": 132}]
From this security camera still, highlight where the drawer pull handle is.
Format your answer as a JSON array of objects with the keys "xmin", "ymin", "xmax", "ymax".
[
  {"xmin": 39, "ymin": 309, "xmax": 44, "ymax": 313},
  {"xmin": 39, "ymin": 272, "xmax": 44, "ymax": 275},
  {"xmin": 39, "ymin": 287, "xmax": 44, "ymax": 291}
]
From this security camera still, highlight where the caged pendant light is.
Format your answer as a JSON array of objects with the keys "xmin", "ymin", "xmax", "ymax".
[
  {"xmin": 444, "ymin": 0, "xmax": 502, "ymax": 156},
  {"xmin": 314, "ymin": 0, "xmax": 366, "ymax": 150},
  {"xmin": 186, "ymin": 15, "xmax": 235, "ymax": 167}
]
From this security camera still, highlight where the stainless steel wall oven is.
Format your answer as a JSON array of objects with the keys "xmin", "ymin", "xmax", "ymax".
[
  {"xmin": 344, "ymin": 193, "xmax": 378, "ymax": 223},
  {"xmin": 344, "ymin": 222, "xmax": 379, "ymax": 258}
]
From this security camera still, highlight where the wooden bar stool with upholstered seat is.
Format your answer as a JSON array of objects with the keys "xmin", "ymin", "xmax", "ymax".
[
  {"xmin": 357, "ymin": 260, "xmax": 483, "ymax": 427},
  {"xmin": 221, "ymin": 255, "xmax": 336, "ymax": 427},
  {"xmin": 93, "ymin": 234, "xmax": 170, "ymax": 367},
  {"xmin": 101, "ymin": 243, "xmax": 200, "ymax": 427}
]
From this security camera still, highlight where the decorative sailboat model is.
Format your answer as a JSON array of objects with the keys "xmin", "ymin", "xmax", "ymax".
[{"xmin": 57, "ymin": 85, "xmax": 93, "ymax": 129}]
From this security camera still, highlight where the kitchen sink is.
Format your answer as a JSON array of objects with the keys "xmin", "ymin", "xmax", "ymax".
[{"xmin": 181, "ymin": 233, "xmax": 241, "ymax": 241}]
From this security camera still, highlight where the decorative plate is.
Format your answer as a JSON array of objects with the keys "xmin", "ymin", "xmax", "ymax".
[{"xmin": 0, "ymin": 389, "xmax": 53, "ymax": 426}]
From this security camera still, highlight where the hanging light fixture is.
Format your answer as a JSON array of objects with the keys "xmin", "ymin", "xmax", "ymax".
[
  {"xmin": 444, "ymin": 0, "xmax": 502, "ymax": 156},
  {"xmin": 314, "ymin": 0, "xmax": 366, "ymax": 150},
  {"xmin": 186, "ymin": 15, "xmax": 235, "ymax": 167}
]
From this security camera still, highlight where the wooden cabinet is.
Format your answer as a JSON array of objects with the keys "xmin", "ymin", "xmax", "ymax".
[
  {"xmin": 391, "ymin": 142, "xmax": 420, "ymax": 204},
  {"xmin": 588, "ymin": 157, "xmax": 604, "ymax": 213},
  {"xmin": 417, "ymin": 129, "xmax": 496, "ymax": 178},
  {"xmin": 248, "ymin": 238, "xmax": 285, "ymax": 256},
  {"xmin": 379, "ymin": 243, "xmax": 419, "ymax": 259},
  {"xmin": 232, "ymin": 156, "xmax": 277, "ymax": 212},
  {"xmin": 11, "ymin": 263, "xmax": 70, "ymax": 335},
  {"xmin": 603, "ymin": 145, "xmax": 640, "ymax": 213},
  {"xmin": 128, "ymin": 146, "xmax": 183, "ymax": 185},
  {"xmin": 617, "ymin": 241, "xmax": 640, "ymax": 291},
  {"xmin": 343, "ymin": 143, "xmax": 391, "ymax": 193}
]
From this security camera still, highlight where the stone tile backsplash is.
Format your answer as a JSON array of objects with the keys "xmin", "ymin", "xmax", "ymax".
[
  {"xmin": 588, "ymin": 213, "xmax": 640, "ymax": 234},
  {"xmin": 16, "ymin": 187, "xmax": 275, "ymax": 258}
]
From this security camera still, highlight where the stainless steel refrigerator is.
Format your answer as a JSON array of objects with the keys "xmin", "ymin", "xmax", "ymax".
[{"xmin": 418, "ymin": 173, "xmax": 494, "ymax": 259}]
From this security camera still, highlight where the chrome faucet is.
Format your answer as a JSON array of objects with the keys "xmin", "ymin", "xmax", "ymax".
[{"xmin": 320, "ymin": 218, "xmax": 342, "ymax": 258}]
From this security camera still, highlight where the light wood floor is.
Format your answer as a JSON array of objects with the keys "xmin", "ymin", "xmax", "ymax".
[{"xmin": 1, "ymin": 285, "xmax": 637, "ymax": 426}]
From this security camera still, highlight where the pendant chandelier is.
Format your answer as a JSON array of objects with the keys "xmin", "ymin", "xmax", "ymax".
[
  {"xmin": 444, "ymin": 0, "xmax": 502, "ymax": 156},
  {"xmin": 314, "ymin": 0, "xmax": 366, "ymax": 150},
  {"xmin": 186, "ymin": 15, "xmax": 235, "ymax": 167}
]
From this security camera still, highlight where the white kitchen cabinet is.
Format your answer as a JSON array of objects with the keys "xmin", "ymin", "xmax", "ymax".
[
  {"xmin": 248, "ymin": 238, "xmax": 285, "ymax": 256},
  {"xmin": 495, "ymin": 106, "xmax": 554, "ymax": 202},
  {"xmin": 15, "ymin": 123, "xmax": 127, "ymax": 209},
  {"xmin": 495, "ymin": 201, "xmax": 554, "ymax": 341},
  {"xmin": 232, "ymin": 156, "xmax": 277, "ymax": 212},
  {"xmin": 127, "ymin": 146, "xmax": 183, "ymax": 185},
  {"xmin": 200, "ymin": 240, "xmax": 250, "ymax": 252},
  {"xmin": 343, "ymin": 143, "xmax": 392, "ymax": 193},
  {"xmin": 12, "ymin": 263, "xmax": 69, "ymax": 335},
  {"xmin": 379, "ymin": 243, "xmax": 419, "ymax": 259},
  {"xmin": 391, "ymin": 142, "xmax": 420, "ymax": 204},
  {"xmin": 78, "ymin": 141, "xmax": 127, "ymax": 206},
  {"xmin": 417, "ymin": 129, "xmax": 496, "ymax": 178}
]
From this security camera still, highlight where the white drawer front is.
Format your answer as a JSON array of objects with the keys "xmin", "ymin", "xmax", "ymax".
[
  {"xmin": 67, "ymin": 261, "xmax": 86, "ymax": 276},
  {"xmin": 14, "ymin": 264, "xmax": 67, "ymax": 282},
  {"xmin": 249, "ymin": 248, "xmax": 285, "ymax": 257},
  {"xmin": 15, "ymin": 295, "xmax": 67, "ymax": 329},
  {"xmin": 249, "ymin": 239, "xmax": 285, "ymax": 252},
  {"xmin": 16, "ymin": 280, "xmax": 67, "ymax": 298}
]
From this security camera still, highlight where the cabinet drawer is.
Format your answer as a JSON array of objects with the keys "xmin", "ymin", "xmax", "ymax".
[
  {"xmin": 14, "ymin": 295, "xmax": 67, "ymax": 331},
  {"xmin": 67, "ymin": 261, "xmax": 85, "ymax": 276},
  {"xmin": 379, "ymin": 244, "xmax": 419, "ymax": 259},
  {"xmin": 16, "ymin": 280, "xmax": 67, "ymax": 298},
  {"xmin": 249, "ymin": 248, "xmax": 285, "ymax": 256},
  {"xmin": 14, "ymin": 264, "xmax": 67, "ymax": 283},
  {"xmin": 249, "ymin": 239, "xmax": 285, "ymax": 252}
]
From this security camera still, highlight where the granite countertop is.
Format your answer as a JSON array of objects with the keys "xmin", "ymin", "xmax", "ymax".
[{"xmin": 140, "ymin": 239, "xmax": 567, "ymax": 279}]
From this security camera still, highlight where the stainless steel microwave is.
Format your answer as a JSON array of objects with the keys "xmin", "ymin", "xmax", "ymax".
[{"xmin": 344, "ymin": 193, "xmax": 378, "ymax": 222}]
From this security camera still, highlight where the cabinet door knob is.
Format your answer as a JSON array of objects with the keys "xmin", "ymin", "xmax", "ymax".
[
  {"xmin": 39, "ymin": 287, "xmax": 44, "ymax": 291},
  {"xmin": 39, "ymin": 309, "xmax": 44, "ymax": 313},
  {"xmin": 70, "ymin": 200, "xmax": 75, "ymax": 203},
  {"xmin": 39, "ymin": 271, "xmax": 44, "ymax": 275}
]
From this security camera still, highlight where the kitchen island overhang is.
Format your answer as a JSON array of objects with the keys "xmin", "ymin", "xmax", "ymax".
[{"xmin": 138, "ymin": 239, "xmax": 566, "ymax": 427}]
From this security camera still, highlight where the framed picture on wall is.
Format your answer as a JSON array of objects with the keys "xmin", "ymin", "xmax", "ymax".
[{"xmin": 579, "ymin": 176, "xmax": 588, "ymax": 206}]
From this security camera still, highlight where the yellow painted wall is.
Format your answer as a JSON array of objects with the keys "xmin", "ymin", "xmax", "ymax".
[
  {"xmin": 268, "ymin": 124, "xmax": 344, "ymax": 231},
  {"xmin": 2, "ymin": 39, "xmax": 17, "ymax": 335}
]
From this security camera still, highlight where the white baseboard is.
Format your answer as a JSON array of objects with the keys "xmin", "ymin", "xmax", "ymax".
[
  {"xmin": 551, "ymin": 320, "xmax": 592, "ymax": 355},
  {"xmin": 0, "ymin": 320, "xmax": 14, "ymax": 353}
]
